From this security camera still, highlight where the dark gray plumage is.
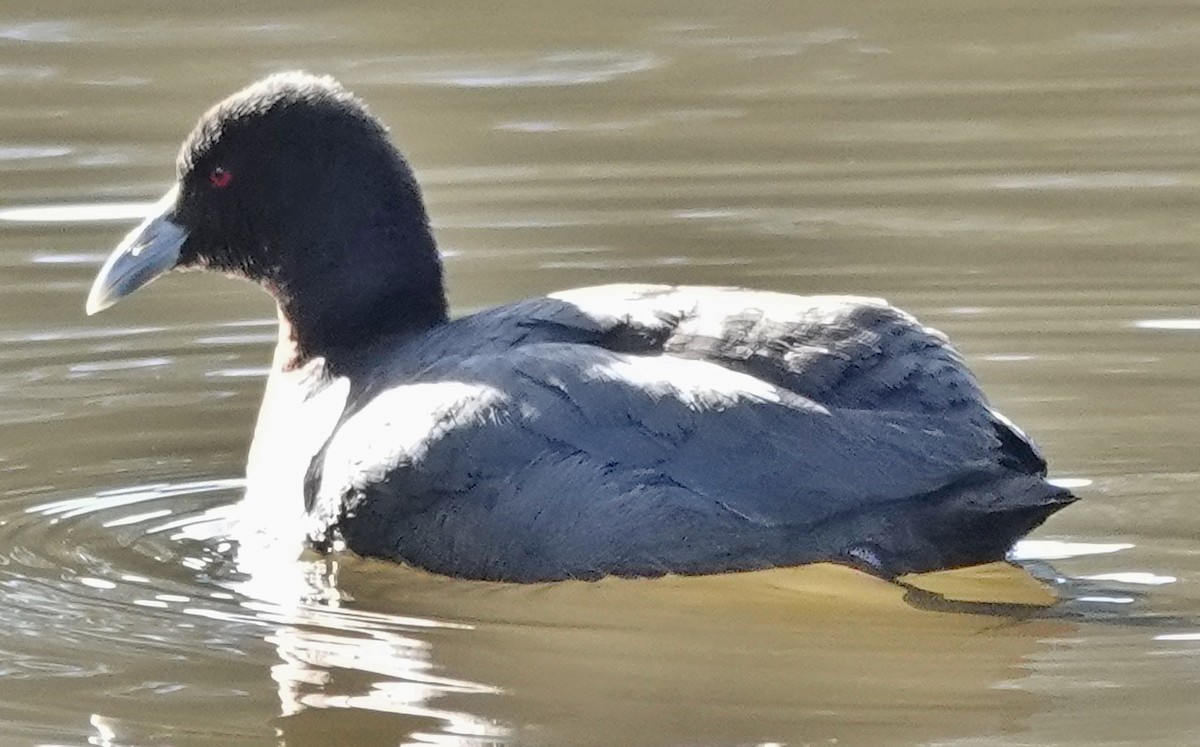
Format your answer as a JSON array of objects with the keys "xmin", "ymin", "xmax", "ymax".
[{"xmin": 86, "ymin": 73, "xmax": 1076, "ymax": 582}]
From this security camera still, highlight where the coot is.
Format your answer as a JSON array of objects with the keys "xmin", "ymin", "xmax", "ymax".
[{"xmin": 85, "ymin": 72, "xmax": 1075, "ymax": 582}]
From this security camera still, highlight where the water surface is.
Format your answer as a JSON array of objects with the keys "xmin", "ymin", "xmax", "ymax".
[{"xmin": 2, "ymin": 1, "xmax": 1200, "ymax": 744}]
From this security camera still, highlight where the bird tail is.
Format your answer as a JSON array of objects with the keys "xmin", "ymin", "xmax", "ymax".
[{"xmin": 837, "ymin": 474, "xmax": 1077, "ymax": 578}]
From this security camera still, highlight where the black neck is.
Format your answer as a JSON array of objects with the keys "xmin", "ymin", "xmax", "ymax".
[{"xmin": 270, "ymin": 214, "xmax": 449, "ymax": 370}]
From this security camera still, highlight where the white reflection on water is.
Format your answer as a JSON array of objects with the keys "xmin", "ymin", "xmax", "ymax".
[
  {"xmin": 228, "ymin": 545, "xmax": 509, "ymax": 744},
  {"xmin": 0, "ymin": 21, "xmax": 73, "ymax": 43},
  {"xmin": 0, "ymin": 145, "xmax": 71, "ymax": 160},
  {"xmin": 184, "ymin": 485, "xmax": 509, "ymax": 743},
  {"xmin": 992, "ymin": 172, "xmax": 1182, "ymax": 190},
  {"xmin": 30, "ymin": 252, "xmax": 108, "ymax": 265},
  {"xmin": 0, "ymin": 201, "xmax": 154, "ymax": 223},
  {"xmin": 205, "ymin": 367, "xmax": 271, "ymax": 379},
  {"xmin": 68, "ymin": 357, "xmax": 172, "ymax": 375},
  {"xmin": 0, "ymin": 325, "xmax": 167, "ymax": 343},
  {"xmin": 1134, "ymin": 319, "xmax": 1200, "ymax": 331},
  {"xmin": 29, "ymin": 479, "xmax": 242, "ymax": 521},
  {"xmin": 358, "ymin": 51, "xmax": 658, "ymax": 89},
  {"xmin": 1048, "ymin": 477, "xmax": 1093, "ymax": 490},
  {"xmin": 268, "ymin": 619, "xmax": 504, "ymax": 740},
  {"xmin": 25, "ymin": 478, "xmax": 511, "ymax": 745},
  {"xmin": 88, "ymin": 713, "xmax": 119, "ymax": 747},
  {"xmin": 1081, "ymin": 572, "xmax": 1177, "ymax": 586},
  {"xmin": 78, "ymin": 577, "xmax": 117, "ymax": 590},
  {"xmin": 1010, "ymin": 539, "xmax": 1133, "ymax": 561}
]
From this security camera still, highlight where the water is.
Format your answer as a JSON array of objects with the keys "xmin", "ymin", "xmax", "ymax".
[{"xmin": 1, "ymin": 1, "xmax": 1199, "ymax": 744}]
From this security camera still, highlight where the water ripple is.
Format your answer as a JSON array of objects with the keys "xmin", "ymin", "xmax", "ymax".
[
  {"xmin": 3, "ymin": 478, "xmax": 507, "ymax": 744},
  {"xmin": 0, "ymin": 201, "xmax": 153, "ymax": 223},
  {"xmin": 393, "ymin": 51, "xmax": 658, "ymax": 88}
]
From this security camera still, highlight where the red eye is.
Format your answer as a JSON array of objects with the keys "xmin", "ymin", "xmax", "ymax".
[{"xmin": 208, "ymin": 167, "xmax": 233, "ymax": 188}]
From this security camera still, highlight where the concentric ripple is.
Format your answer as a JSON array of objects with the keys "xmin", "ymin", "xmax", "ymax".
[{"xmin": 0, "ymin": 479, "xmax": 507, "ymax": 746}]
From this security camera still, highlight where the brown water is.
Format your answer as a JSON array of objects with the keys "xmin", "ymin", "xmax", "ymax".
[{"xmin": 2, "ymin": 1, "xmax": 1199, "ymax": 745}]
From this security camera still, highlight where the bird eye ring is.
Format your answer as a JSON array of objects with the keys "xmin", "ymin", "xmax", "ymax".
[{"xmin": 209, "ymin": 167, "xmax": 233, "ymax": 188}]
